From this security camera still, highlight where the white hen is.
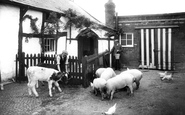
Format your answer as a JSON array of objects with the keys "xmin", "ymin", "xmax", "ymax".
[
  {"xmin": 104, "ymin": 103, "xmax": 117, "ymax": 115},
  {"xmin": 159, "ymin": 71, "xmax": 167, "ymax": 78},
  {"xmin": 162, "ymin": 73, "xmax": 173, "ymax": 81}
]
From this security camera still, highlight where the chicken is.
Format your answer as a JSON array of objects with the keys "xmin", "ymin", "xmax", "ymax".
[{"xmin": 103, "ymin": 103, "xmax": 117, "ymax": 115}]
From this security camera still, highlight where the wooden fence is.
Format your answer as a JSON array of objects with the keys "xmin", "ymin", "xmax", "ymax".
[
  {"xmin": 15, "ymin": 53, "xmax": 83, "ymax": 85},
  {"xmin": 82, "ymin": 50, "xmax": 110, "ymax": 87},
  {"xmin": 16, "ymin": 51, "xmax": 110, "ymax": 87}
]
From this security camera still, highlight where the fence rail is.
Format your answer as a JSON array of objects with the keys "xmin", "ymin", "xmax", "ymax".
[
  {"xmin": 16, "ymin": 53, "xmax": 83, "ymax": 85},
  {"xmin": 82, "ymin": 50, "xmax": 110, "ymax": 87},
  {"xmin": 16, "ymin": 50, "xmax": 110, "ymax": 87}
]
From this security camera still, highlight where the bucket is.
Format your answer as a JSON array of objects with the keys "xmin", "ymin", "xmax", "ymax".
[{"xmin": 115, "ymin": 54, "xmax": 120, "ymax": 59}]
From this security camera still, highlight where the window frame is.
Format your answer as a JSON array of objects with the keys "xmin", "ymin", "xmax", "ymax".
[
  {"xmin": 120, "ymin": 33, "xmax": 134, "ymax": 47},
  {"xmin": 44, "ymin": 38, "xmax": 55, "ymax": 52}
]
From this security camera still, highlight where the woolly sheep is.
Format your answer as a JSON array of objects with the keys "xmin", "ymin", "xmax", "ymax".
[
  {"xmin": 123, "ymin": 68, "xmax": 143, "ymax": 90},
  {"xmin": 95, "ymin": 68, "xmax": 106, "ymax": 78},
  {"xmin": 100, "ymin": 67, "xmax": 116, "ymax": 81},
  {"xmin": 106, "ymin": 72, "xmax": 135, "ymax": 100},
  {"xmin": 90, "ymin": 78, "xmax": 107, "ymax": 100},
  {"xmin": 27, "ymin": 66, "xmax": 64, "ymax": 97}
]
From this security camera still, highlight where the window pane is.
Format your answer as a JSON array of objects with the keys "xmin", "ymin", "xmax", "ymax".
[
  {"xmin": 121, "ymin": 34, "xmax": 126, "ymax": 40},
  {"xmin": 127, "ymin": 40, "xmax": 132, "ymax": 45},
  {"xmin": 121, "ymin": 39, "xmax": 126, "ymax": 45},
  {"xmin": 127, "ymin": 34, "xmax": 132, "ymax": 40}
]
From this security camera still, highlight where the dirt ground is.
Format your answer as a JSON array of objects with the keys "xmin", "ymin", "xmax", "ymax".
[{"xmin": 1, "ymin": 69, "xmax": 185, "ymax": 115}]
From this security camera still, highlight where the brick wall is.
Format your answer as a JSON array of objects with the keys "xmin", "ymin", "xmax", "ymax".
[{"xmin": 118, "ymin": 12, "xmax": 185, "ymax": 70}]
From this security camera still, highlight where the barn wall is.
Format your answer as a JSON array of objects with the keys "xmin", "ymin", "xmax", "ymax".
[
  {"xmin": 118, "ymin": 13, "xmax": 185, "ymax": 70},
  {"xmin": 0, "ymin": 4, "xmax": 19, "ymax": 81},
  {"xmin": 119, "ymin": 24, "xmax": 140, "ymax": 67},
  {"xmin": 173, "ymin": 24, "xmax": 185, "ymax": 70},
  {"xmin": 22, "ymin": 9, "xmax": 43, "ymax": 54}
]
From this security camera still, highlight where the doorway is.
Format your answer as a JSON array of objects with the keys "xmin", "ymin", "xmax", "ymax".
[{"xmin": 77, "ymin": 28, "xmax": 98, "ymax": 60}]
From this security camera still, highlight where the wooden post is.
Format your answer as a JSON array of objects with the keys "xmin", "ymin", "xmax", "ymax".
[
  {"xmin": 18, "ymin": 7, "xmax": 28, "ymax": 82},
  {"xmin": 41, "ymin": 13, "xmax": 46, "ymax": 63},
  {"xmin": 82, "ymin": 56, "xmax": 88, "ymax": 88}
]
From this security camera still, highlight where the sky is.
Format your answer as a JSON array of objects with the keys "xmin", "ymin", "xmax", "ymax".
[{"xmin": 74, "ymin": 0, "xmax": 185, "ymax": 23}]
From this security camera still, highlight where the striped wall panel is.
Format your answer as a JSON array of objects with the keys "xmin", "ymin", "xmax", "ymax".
[{"xmin": 140, "ymin": 28, "xmax": 172, "ymax": 70}]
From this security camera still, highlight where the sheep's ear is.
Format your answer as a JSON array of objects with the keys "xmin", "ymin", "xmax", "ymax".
[
  {"xmin": 90, "ymin": 82, "xmax": 94, "ymax": 88},
  {"xmin": 50, "ymin": 72, "xmax": 61, "ymax": 81},
  {"xmin": 90, "ymin": 82, "xmax": 93, "ymax": 86}
]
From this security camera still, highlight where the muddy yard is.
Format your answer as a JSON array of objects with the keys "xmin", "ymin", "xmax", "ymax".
[{"xmin": 1, "ymin": 69, "xmax": 185, "ymax": 115}]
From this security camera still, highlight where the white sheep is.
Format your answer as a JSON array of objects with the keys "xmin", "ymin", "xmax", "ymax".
[
  {"xmin": 123, "ymin": 68, "xmax": 143, "ymax": 90},
  {"xmin": 100, "ymin": 67, "xmax": 116, "ymax": 81},
  {"xmin": 106, "ymin": 72, "xmax": 135, "ymax": 100},
  {"xmin": 27, "ymin": 66, "xmax": 64, "ymax": 97},
  {"xmin": 95, "ymin": 68, "xmax": 106, "ymax": 78},
  {"xmin": 90, "ymin": 78, "xmax": 107, "ymax": 100}
]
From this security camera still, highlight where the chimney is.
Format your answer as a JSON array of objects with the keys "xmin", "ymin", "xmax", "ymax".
[{"xmin": 105, "ymin": 0, "xmax": 115, "ymax": 29}]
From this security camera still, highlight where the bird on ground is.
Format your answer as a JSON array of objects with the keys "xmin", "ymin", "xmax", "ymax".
[
  {"xmin": 159, "ymin": 71, "xmax": 167, "ymax": 78},
  {"xmin": 162, "ymin": 73, "xmax": 173, "ymax": 81},
  {"xmin": 103, "ymin": 103, "xmax": 117, "ymax": 115}
]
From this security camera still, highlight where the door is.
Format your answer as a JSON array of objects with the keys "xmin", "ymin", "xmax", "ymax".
[
  {"xmin": 140, "ymin": 28, "xmax": 173, "ymax": 70},
  {"xmin": 77, "ymin": 29, "xmax": 98, "ymax": 60}
]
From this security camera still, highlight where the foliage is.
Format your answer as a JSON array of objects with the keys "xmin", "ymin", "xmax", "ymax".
[
  {"xmin": 43, "ymin": 12, "xmax": 63, "ymax": 34},
  {"xmin": 22, "ymin": 15, "xmax": 39, "ymax": 34},
  {"xmin": 63, "ymin": 8, "xmax": 100, "ymax": 30}
]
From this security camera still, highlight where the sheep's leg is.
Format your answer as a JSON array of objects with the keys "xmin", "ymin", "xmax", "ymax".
[
  {"xmin": 54, "ymin": 82, "xmax": 62, "ymax": 92},
  {"xmin": 48, "ymin": 81, "xmax": 53, "ymax": 97},
  {"xmin": 30, "ymin": 81, "xmax": 39, "ymax": 97},
  {"xmin": 0, "ymin": 83, "xmax": 4, "ymax": 90},
  {"xmin": 110, "ymin": 90, "xmax": 115, "ymax": 100},
  {"xmin": 27, "ymin": 82, "xmax": 32, "ymax": 95},
  {"xmin": 135, "ymin": 81, "xmax": 140, "ymax": 90},
  {"xmin": 128, "ymin": 85, "xmax": 134, "ymax": 96},
  {"xmin": 94, "ymin": 88, "xmax": 98, "ymax": 96},
  {"xmin": 36, "ymin": 80, "xmax": 39, "ymax": 88},
  {"xmin": 100, "ymin": 89, "xmax": 106, "ymax": 100}
]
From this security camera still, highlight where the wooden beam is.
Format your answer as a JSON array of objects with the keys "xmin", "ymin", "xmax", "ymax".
[
  {"xmin": 135, "ymin": 25, "xmax": 179, "ymax": 29},
  {"xmin": 18, "ymin": 7, "xmax": 28, "ymax": 82}
]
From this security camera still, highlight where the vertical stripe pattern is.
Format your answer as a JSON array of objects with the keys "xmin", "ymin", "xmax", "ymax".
[{"xmin": 140, "ymin": 28, "xmax": 172, "ymax": 70}]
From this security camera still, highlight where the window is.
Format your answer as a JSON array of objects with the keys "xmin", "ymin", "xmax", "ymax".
[
  {"xmin": 44, "ymin": 38, "xmax": 55, "ymax": 52},
  {"xmin": 120, "ymin": 33, "xmax": 134, "ymax": 47}
]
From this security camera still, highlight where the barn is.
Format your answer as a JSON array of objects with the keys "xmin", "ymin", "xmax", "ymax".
[
  {"xmin": 106, "ymin": 0, "xmax": 185, "ymax": 71},
  {"xmin": 117, "ymin": 12, "xmax": 185, "ymax": 71},
  {"xmin": 0, "ymin": 0, "xmax": 116, "ymax": 86}
]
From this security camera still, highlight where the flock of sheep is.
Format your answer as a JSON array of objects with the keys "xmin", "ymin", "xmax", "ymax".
[{"xmin": 91, "ymin": 67, "xmax": 143, "ymax": 100}]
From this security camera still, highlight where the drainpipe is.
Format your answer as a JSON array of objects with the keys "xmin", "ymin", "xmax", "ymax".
[{"xmin": 115, "ymin": 12, "xmax": 119, "ymax": 40}]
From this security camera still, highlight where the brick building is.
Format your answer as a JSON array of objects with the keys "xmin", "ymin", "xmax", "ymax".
[{"xmin": 105, "ymin": 0, "xmax": 185, "ymax": 70}]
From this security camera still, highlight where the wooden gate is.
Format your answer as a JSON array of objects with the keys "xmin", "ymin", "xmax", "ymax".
[
  {"xmin": 140, "ymin": 28, "xmax": 174, "ymax": 70},
  {"xmin": 15, "ymin": 51, "xmax": 109, "ymax": 87},
  {"xmin": 15, "ymin": 53, "xmax": 83, "ymax": 85}
]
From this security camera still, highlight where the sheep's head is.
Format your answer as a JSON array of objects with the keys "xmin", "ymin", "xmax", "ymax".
[
  {"xmin": 61, "ymin": 72, "xmax": 71, "ymax": 84},
  {"xmin": 52, "ymin": 71, "xmax": 71, "ymax": 84},
  {"xmin": 50, "ymin": 72, "xmax": 63, "ymax": 81}
]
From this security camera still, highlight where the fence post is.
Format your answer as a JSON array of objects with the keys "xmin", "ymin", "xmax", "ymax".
[
  {"xmin": 18, "ymin": 52, "xmax": 25, "ymax": 82},
  {"xmin": 82, "ymin": 56, "xmax": 88, "ymax": 88}
]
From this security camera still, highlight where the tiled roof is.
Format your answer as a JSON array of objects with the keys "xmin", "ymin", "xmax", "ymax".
[{"xmin": 9, "ymin": 0, "xmax": 103, "ymax": 24}]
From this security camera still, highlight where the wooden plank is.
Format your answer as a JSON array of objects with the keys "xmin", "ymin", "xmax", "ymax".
[
  {"xmin": 151, "ymin": 29, "xmax": 155, "ymax": 67},
  {"xmin": 168, "ymin": 28, "xmax": 172, "ymax": 70},
  {"xmin": 157, "ymin": 29, "xmax": 161, "ymax": 69},
  {"xmin": 141, "ymin": 29, "xmax": 144, "ymax": 66},
  {"xmin": 162, "ymin": 28, "xmax": 166, "ymax": 70},
  {"xmin": 146, "ymin": 29, "xmax": 150, "ymax": 66}
]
